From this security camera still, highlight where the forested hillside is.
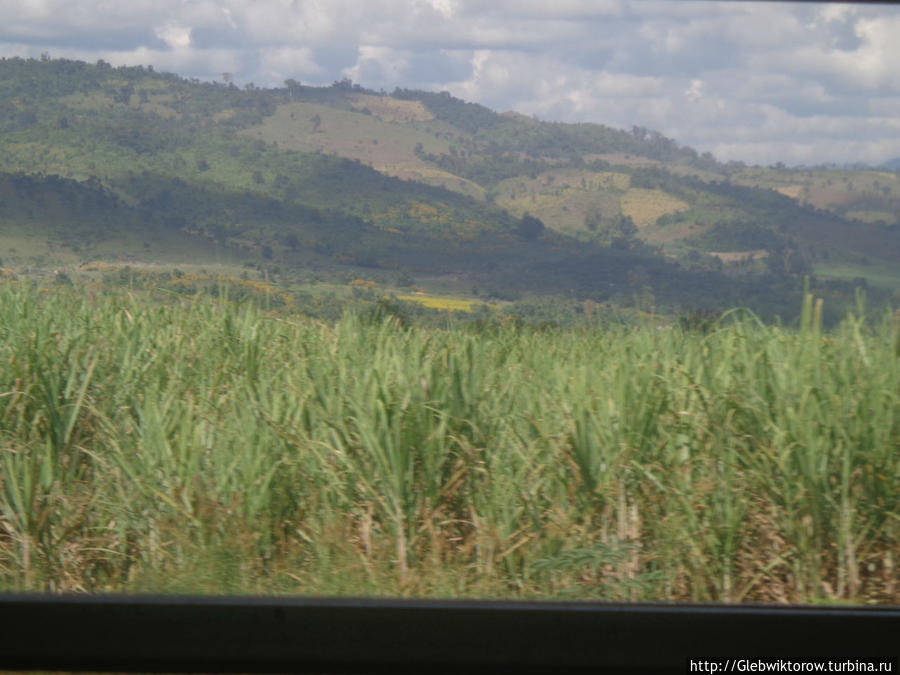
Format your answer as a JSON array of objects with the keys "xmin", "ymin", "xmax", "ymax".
[{"xmin": 2, "ymin": 56, "xmax": 898, "ymax": 321}]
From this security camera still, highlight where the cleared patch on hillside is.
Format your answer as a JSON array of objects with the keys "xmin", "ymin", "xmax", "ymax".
[
  {"xmin": 59, "ymin": 90, "xmax": 181, "ymax": 119},
  {"xmin": 349, "ymin": 94, "xmax": 434, "ymax": 122},
  {"xmin": 393, "ymin": 164, "xmax": 485, "ymax": 200},
  {"xmin": 775, "ymin": 185, "xmax": 804, "ymax": 199},
  {"xmin": 494, "ymin": 169, "xmax": 629, "ymax": 232},
  {"xmin": 804, "ymin": 186, "xmax": 859, "ymax": 209},
  {"xmin": 621, "ymin": 189, "xmax": 690, "ymax": 226},
  {"xmin": 240, "ymin": 102, "xmax": 448, "ymax": 156},
  {"xmin": 708, "ymin": 250, "xmax": 769, "ymax": 263},
  {"xmin": 240, "ymin": 102, "xmax": 487, "ymax": 198},
  {"xmin": 734, "ymin": 168, "xmax": 900, "ymax": 214},
  {"xmin": 496, "ymin": 169, "xmax": 629, "ymax": 199}
]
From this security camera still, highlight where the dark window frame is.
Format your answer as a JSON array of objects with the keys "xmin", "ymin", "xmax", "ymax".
[{"xmin": 1, "ymin": 594, "xmax": 898, "ymax": 673}]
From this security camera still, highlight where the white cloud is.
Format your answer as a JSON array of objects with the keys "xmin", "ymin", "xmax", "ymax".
[
  {"xmin": 0, "ymin": 0, "xmax": 898, "ymax": 166},
  {"xmin": 258, "ymin": 46, "xmax": 322, "ymax": 83},
  {"xmin": 818, "ymin": 3, "xmax": 856, "ymax": 25},
  {"xmin": 423, "ymin": 0, "xmax": 458, "ymax": 20},
  {"xmin": 153, "ymin": 22, "xmax": 192, "ymax": 50},
  {"xmin": 684, "ymin": 79, "xmax": 703, "ymax": 103},
  {"xmin": 342, "ymin": 45, "xmax": 410, "ymax": 85}
]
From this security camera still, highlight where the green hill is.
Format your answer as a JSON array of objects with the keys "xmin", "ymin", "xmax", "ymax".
[{"xmin": 1, "ymin": 56, "xmax": 898, "ymax": 320}]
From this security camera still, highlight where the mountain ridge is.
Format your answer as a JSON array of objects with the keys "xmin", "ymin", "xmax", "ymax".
[{"xmin": 1, "ymin": 56, "xmax": 898, "ymax": 318}]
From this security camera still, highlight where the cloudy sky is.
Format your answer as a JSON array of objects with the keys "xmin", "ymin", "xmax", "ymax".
[{"xmin": 2, "ymin": 0, "xmax": 899, "ymax": 166}]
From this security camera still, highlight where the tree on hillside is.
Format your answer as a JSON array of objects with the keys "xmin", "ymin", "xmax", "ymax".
[
  {"xmin": 280, "ymin": 232, "xmax": 299, "ymax": 251},
  {"xmin": 616, "ymin": 215, "xmax": 637, "ymax": 239},
  {"xmin": 518, "ymin": 212, "xmax": 545, "ymax": 241},
  {"xmin": 285, "ymin": 79, "xmax": 301, "ymax": 99},
  {"xmin": 585, "ymin": 209, "xmax": 602, "ymax": 231}
]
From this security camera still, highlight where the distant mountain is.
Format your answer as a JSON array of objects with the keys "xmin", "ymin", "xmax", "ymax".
[
  {"xmin": 881, "ymin": 158, "xmax": 900, "ymax": 171},
  {"xmin": 1, "ymin": 55, "xmax": 898, "ymax": 317}
]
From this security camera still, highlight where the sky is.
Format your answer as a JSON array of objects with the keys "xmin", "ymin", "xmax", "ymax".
[{"xmin": 1, "ymin": 0, "xmax": 899, "ymax": 167}]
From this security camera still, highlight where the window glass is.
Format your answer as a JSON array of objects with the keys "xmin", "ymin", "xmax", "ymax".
[{"xmin": 0, "ymin": 1, "xmax": 897, "ymax": 611}]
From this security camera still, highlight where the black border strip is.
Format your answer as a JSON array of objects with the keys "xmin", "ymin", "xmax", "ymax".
[{"xmin": 1, "ymin": 594, "xmax": 898, "ymax": 673}]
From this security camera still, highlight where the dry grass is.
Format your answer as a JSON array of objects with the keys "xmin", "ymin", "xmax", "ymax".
[
  {"xmin": 707, "ymin": 250, "xmax": 770, "ymax": 263},
  {"xmin": 349, "ymin": 94, "xmax": 434, "ymax": 122},
  {"xmin": 621, "ymin": 188, "xmax": 690, "ymax": 226},
  {"xmin": 493, "ymin": 170, "xmax": 629, "ymax": 233},
  {"xmin": 775, "ymin": 185, "xmax": 804, "ymax": 199},
  {"xmin": 239, "ymin": 102, "xmax": 454, "ymax": 185}
]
